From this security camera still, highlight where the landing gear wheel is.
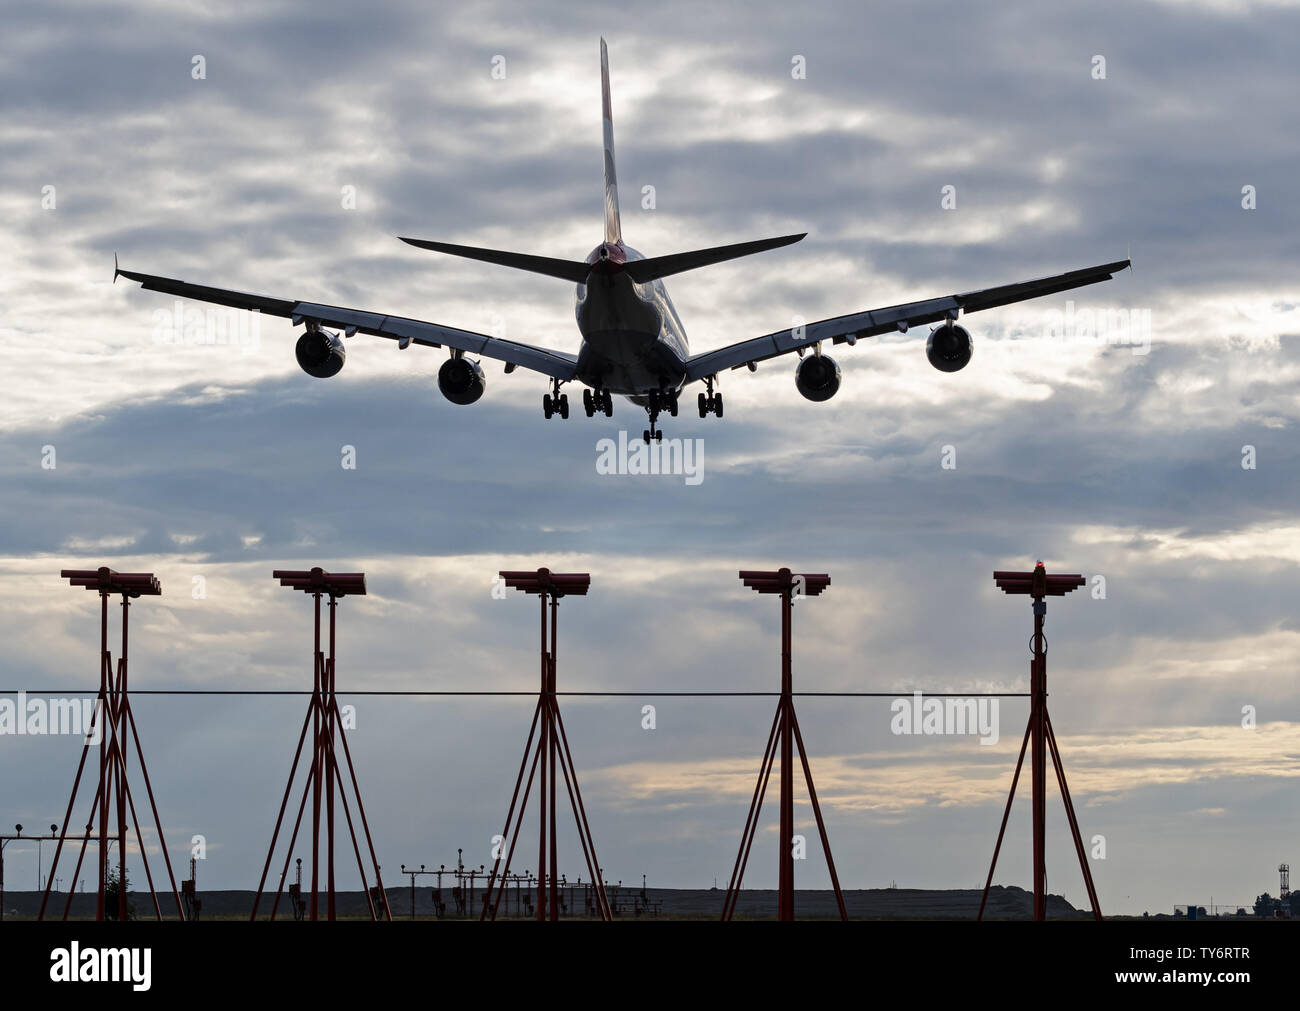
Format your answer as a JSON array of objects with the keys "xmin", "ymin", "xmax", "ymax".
[
  {"xmin": 698, "ymin": 392, "xmax": 708, "ymax": 418},
  {"xmin": 655, "ymin": 429, "xmax": 663, "ymax": 443},
  {"xmin": 668, "ymin": 392, "xmax": 679, "ymax": 417},
  {"xmin": 558, "ymin": 393, "xmax": 569, "ymax": 419},
  {"xmin": 643, "ymin": 429, "xmax": 651, "ymax": 444},
  {"xmin": 543, "ymin": 393, "xmax": 554, "ymax": 419},
  {"xmin": 602, "ymin": 390, "xmax": 613, "ymax": 416},
  {"xmin": 714, "ymin": 393, "xmax": 723, "ymax": 418},
  {"xmin": 583, "ymin": 389, "xmax": 594, "ymax": 417}
]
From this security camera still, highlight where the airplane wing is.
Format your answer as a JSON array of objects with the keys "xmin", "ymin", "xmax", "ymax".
[
  {"xmin": 683, "ymin": 259, "xmax": 1130, "ymax": 382},
  {"xmin": 114, "ymin": 266, "xmax": 580, "ymax": 380}
]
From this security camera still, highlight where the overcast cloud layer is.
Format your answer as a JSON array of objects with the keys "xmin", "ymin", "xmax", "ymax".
[{"xmin": 1, "ymin": 0, "xmax": 1298, "ymax": 916}]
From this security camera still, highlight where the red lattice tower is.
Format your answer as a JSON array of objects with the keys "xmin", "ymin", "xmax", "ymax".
[
  {"xmin": 250, "ymin": 567, "xmax": 391, "ymax": 921},
  {"xmin": 721, "ymin": 568, "xmax": 847, "ymax": 922},
  {"xmin": 978, "ymin": 562, "xmax": 1101, "ymax": 921},
  {"xmin": 41, "ymin": 567, "xmax": 184, "ymax": 921},
  {"xmin": 480, "ymin": 568, "xmax": 612, "ymax": 921}
]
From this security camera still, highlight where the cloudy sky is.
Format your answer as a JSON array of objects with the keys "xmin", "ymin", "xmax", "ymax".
[{"xmin": 1, "ymin": 0, "xmax": 1298, "ymax": 916}]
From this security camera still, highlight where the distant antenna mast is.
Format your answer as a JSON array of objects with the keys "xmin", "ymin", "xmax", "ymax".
[{"xmin": 181, "ymin": 855, "xmax": 200, "ymax": 920}]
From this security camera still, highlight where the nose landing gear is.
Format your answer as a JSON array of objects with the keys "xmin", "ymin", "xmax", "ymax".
[{"xmin": 642, "ymin": 387, "xmax": 678, "ymax": 443}]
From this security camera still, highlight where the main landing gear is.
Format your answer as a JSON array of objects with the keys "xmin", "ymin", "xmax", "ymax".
[
  {"xmin": 582, "ymin": 387, "xmax": 614, "ymax": 418},
  {"xmin": 642, "ymin": 388, "xmax": 678, "ymax": 444},
  {"xmin": 542, "ymin": 391, "xmax": 568, "ymax": 419},
  {"xmin": 543, "ymin": 378, "xmax": 574, "ymax": 420},
  {"xmin": 697, "ymin": 376, "xmax": 723, "ymax": 418}
]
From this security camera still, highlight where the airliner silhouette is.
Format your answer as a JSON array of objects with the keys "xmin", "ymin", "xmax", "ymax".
[{"xmin": 117, "ymin": 39, "xmax": 1129, "ymax": 443}]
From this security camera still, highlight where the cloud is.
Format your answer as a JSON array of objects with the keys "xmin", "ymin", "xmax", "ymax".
[{"xmin": 1, "ymin": 0, "xmax": 1298, "ymax": 915}]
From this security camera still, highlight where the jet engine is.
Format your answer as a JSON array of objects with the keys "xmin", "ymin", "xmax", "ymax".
[
  {"xmin": 295, "ymin": 330, "xmax": 346, "ymax": 378},
  {"xmin": 438, "ymin": 356, "xmax": 486, "ymax": 405},
  {"xmin": 795, "ymin": 353, "xmax": 841, "ymax": 402},
  {"xmin": 926, "ymin": 323, "xmax": 973, "ymax": 372}
]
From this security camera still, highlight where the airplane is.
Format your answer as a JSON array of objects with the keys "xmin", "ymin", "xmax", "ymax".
[{"xmin": 116, "ymin": 38, "xmax": 1130, "ymax": 444}]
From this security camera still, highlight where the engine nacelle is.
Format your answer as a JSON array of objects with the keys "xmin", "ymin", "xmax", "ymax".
[
  {"xmin": 795, "ymin": 353, "xmax": 841, "ymax": 402},
  {"xmin": 926, "ymin": 323, "xmax": 973, "ymax": 373},
  {"xmin": 438, "ymin": 356, "xmax": 486, "ymax": 405},
  {"xmin": 295, "ymin": 330, "xmax": 346, "ymax": 378}
]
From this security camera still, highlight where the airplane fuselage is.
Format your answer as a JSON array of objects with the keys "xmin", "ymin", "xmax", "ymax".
[{"xmin": 573, "ymin": 242, "xmax": 689, "ymax": 401}]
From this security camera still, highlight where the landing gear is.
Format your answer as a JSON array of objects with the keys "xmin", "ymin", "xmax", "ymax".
[
  {"xmin": 543, "ymin": 380, "xmax": 569, "ymax": 420},
  {"xmin": 583, "ymin": 387, "xmax": 615, "ymax": 418},
  {"xmin": 698, "ymin": 376, "xmax": 723, "ymax": 418},
  {"xmin": 643, "ymin": 386, "xmax": 679, "ymax": 443},
  {"xmin": 647, "ymin": 389, "xmax": 679, "ymax": 416}
]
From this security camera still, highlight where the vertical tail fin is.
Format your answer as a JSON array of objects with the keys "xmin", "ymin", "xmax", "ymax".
[{"xmin": 600, "ymin": 37, "xmax": 622, "ymax": 245}]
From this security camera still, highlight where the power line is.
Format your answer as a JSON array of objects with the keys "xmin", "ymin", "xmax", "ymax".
[{"xmin": 2, "ymin": 686, "xmax": 1034, "ymax": 691}]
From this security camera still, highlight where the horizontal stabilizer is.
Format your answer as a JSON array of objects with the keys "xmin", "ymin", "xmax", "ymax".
[
  {"xmin": 398, "ymin": 237, "xmax": 591, "ymax": 283},
  {"xmin": 399, "ymin": 231, "xmax": 806, "ymax": 285},
  {"xmin": 623, "ymin": 233, "xmax": 806, "ymax": 283}
]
